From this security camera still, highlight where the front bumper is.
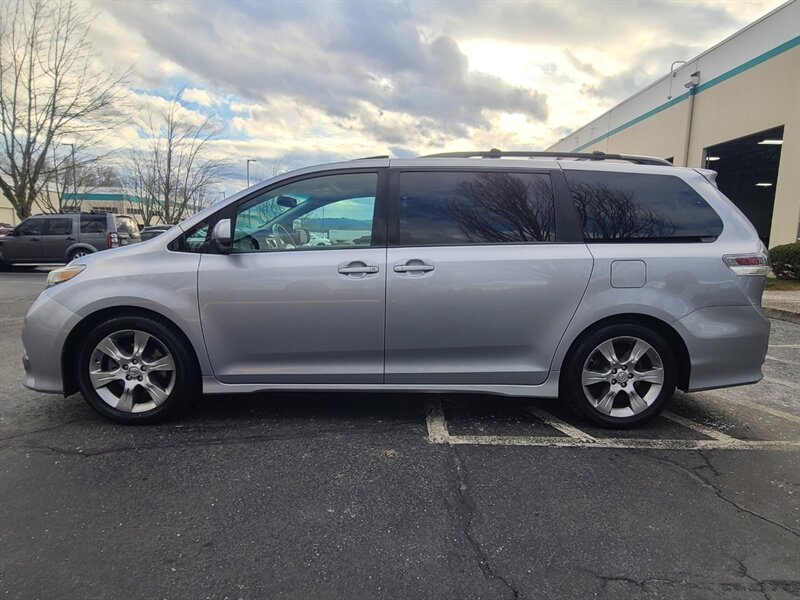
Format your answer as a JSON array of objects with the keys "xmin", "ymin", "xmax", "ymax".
[
  {"xmin": 21, "ymin": 292, "xmax": 81, "ymax": 394},
  {"xmin": 673, "ymin": 304, "xmax": 770, "ymax": 392}
]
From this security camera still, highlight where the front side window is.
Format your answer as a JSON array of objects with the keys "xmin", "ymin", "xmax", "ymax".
[
  {"xmin": 398, "ymin": 171, "xmax": 555, "ymax": 246},
  {"xmin": 233, "ymin": 172, "xmax": 377, "ymax": 252},
  {"xmin": 564, "ymin": 170, "xmax": 724, "ymax": 242},
  {"xmin": 16, "ymin": 218, "xmax": 45, "ymax": 236},
  {"xmin": 45, "ymin": 218, "xmax": 73, "ymax": 235}
]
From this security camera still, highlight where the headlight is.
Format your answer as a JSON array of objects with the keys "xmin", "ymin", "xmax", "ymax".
[{"xmin": 46, "ymin": 265, "xmax": 85, "ymax": 287}]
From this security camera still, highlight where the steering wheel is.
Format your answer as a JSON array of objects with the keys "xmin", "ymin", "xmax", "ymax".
[{"xmin": 272, "ymin": 223, "xmax": 296, "ymax": 249}]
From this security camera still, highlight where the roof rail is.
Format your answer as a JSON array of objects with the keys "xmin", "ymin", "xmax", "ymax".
[
  {"xmin": 354, "ymin": 155, "xmax": 389, "ymax": 160},
  {"xmin": 420, "ymin": 148, "xmax": 673, "ymax": 166}
]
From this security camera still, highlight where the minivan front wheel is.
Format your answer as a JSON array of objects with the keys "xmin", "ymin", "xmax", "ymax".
[
  {"xmin": 562, "ymin": 324, "xmax": 676, "ymax": 428},
  {"xmin": 77, "ymin": 316, "xmax": 198, "ymax": 423}
]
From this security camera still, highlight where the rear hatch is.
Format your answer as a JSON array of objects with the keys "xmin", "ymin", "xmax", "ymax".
[{"xmin": 114, "ymin": 215, "xmax": 142, "ymax": 246}]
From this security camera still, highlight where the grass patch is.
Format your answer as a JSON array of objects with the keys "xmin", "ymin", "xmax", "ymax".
[{"xmin": 765, "ymin": 278, "xmax": 800, "ymax": 291}]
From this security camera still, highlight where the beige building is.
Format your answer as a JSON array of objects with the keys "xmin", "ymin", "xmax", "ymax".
[
  {"xmin": 0, "ymin": 188, "xmax": 60, "ymax": 227},
  {"xmin": 1, "ymin": 187, "xmax": 168, "ymax": 226},
  {"xmin": 549, "ymin": 0, "xmax": 799, "ymax": 247}
]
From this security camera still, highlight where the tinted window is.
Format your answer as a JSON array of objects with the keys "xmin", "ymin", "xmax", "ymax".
[
  {"xmin": 16, "ymin": 218, "xmax": 45, "ymax": 236},
  {"xmin": 233, "ymin": 172, "xmax": 377, "ymax": 253},
  {"xmin": 114, "ymin": 216, "xmax": 140, "ymax": 236},
  {"xmin": 45, "ymin": 218, "xmax": 72, "ymax": 235},
  {"xmin": 564, "ymin": 171, "xmax": 723, "ymax": 241},
  {"xmin": 398, "ymin": 171, "xmax": 555, "ymax": 246},
  {"xmin": 80, "ymin": 215, "xmax": 107, "ymax": 233}
]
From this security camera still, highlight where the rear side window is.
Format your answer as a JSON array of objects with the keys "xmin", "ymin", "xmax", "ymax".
[
  {"xmin": 80, "ymin": 216, "xmax": 107, "ymax": 233},
  {"xmin": 45, "ymin": 218, "xmax": 73, "ymax": 235},
  {"xmin": 564, "ymin": 171, "xmax": 723, "ymax": 242},
  {"xmin": 398, "ymin": 171, "xmax": 555, "ymax": 246}
]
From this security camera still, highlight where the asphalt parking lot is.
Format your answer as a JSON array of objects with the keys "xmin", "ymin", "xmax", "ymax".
[{"xmin": 1, "ymin": 270, "xmax": 798, "ymax": 599}]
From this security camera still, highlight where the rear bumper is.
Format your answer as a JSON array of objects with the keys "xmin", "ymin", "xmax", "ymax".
[
  {"xmin": 21, "ymin": 292, "xmax": 81, "ymax": 394},
  {"xmin": 673, "ymin": 305, "xmax": 770, "ymax": 392}
]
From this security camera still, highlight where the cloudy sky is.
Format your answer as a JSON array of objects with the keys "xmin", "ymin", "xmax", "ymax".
[{"xmin": 88, "ymin": 0, "xmax": 784, "ymax": 192}]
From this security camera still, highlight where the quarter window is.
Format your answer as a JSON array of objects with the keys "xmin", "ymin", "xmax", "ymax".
[
  {"xmin": 80, "ymin": 216, "xmax": 107, "ymax": 233},
  {"xmin": 398, "ymin": 171, "xmax": 555, "ymax": 246},
  {"xmin": 233, "ymin": 172, "xmax": 377, "ymax": 252},
  {"xmin": 564, "ymin": 170, "xmax": 724, "ymax": 241}
]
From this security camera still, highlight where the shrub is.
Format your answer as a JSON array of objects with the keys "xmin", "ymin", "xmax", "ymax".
[{"xmin": 770, "ymin": 241, "xmax": 800, "ymax": 280}]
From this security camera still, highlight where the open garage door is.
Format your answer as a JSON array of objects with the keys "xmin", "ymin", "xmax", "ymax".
[{"xmin": 704, "ymin": 126, "xmax": 783, "ymax": 245}]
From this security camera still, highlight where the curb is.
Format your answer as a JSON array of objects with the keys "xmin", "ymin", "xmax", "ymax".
[{"xmin": 764, "ymin": 307, "xmax": 800, "ymax": 325}]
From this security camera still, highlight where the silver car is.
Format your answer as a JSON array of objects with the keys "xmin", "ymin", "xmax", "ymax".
[{"xmin": 21, "ymin": 151, "xmax": 770, "ymax": 427}]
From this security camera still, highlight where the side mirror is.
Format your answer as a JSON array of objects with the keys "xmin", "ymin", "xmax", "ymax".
[
  {"xmin": 212, "ymin": 219, "xmax": 232, "ymax": 252},
  {"xmin": 277, "ymin": 195, "xmax": 297, "ymax": 209}
]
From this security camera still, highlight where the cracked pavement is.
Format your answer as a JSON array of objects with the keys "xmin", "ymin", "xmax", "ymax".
[{"xmin": 1, "ymin": 271, "xmax": 799, "ymax": 599}]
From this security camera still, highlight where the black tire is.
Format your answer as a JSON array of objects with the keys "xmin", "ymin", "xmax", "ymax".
[
  {"xmin": 67, "ymin": 248, "xmax": 92, "ymax": 263},
  {"xmin": 76, "ymin": 315, "xmax": 199, "ymax": 424},
  {"xmin": 0, "ymin": 259, "xmax": 9, "ymax": 272},
  {"xmin": 561, "ymin": 322, "xmax": 677, "ymax": 428}
]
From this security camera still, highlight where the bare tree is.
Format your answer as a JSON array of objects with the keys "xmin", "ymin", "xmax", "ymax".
[
  {"xmin": 121, "ymin": 91, "xmax": 227, "ymax": 225},
  {"xmin": 0, "ymin": 0, "xmax": 128, "ymax": 219},
  {"xmin": 39, "ymin": 143, "xmax": 121, "ymax": 213}
]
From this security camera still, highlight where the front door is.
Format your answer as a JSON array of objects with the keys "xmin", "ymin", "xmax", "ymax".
[
  {"xmin": 385, "ymin": 169, "xmax": 593, "ymax": 385},
  {"xmin": 198, "ymin": 170, "xmax": 387, "ymax": 384},
  {"xmin": 3, "ymin": 218, "xmax": 46, "ymax": 262}
]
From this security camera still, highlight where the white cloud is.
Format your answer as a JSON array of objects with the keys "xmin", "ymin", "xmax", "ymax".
[{"xmin": 77, "ymin": 0, "xmax": 785, "ymax": 194}]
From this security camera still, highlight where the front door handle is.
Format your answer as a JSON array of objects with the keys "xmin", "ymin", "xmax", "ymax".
[
  {"xmin": 338, "ymin": 261, "xmax": 379, "ymax": 276},
  {"xmin": 66, "ymin": 236, "xmax": 76, "ymax": 241},
  {"xmin": 393, "ymin": 260, "xmax": 434, "ymax": 274},
  {"xmin": 30, "ymin": 237, "xmax": 40, "ymax": 242}
]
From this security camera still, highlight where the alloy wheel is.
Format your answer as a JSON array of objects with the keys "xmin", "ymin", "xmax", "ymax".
[
  {"xmin": 88, "ymin": 329, "xmax": 176, "ymax": 413},
  {"xmin": 581, "ymin": 336, "xmax": 665, "ymax": 418}
]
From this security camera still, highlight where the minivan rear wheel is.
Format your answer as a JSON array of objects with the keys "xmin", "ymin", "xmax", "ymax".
[
  {"xmin": 77, "ymin": 315, "xmax": 198, "ymax": 424},
  {"xmin": 562, "ymin": 323, "xmax": 676, "ymax": 428}
]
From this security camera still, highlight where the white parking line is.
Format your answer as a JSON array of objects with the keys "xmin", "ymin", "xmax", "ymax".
[
  {"xmin": 765, "ymin": 354, "xmax": 800, "ymax": 366},
  {"xmin": 764, "ymin": 376, "xmax": 800, "ymax": 390},
  {"xmin": 424, "ymin": 399, "xmax": 450, "ymax": 444},
  {"xmin": 719, "ymin": 397, "xmax": 800, "ymax": 426},
  {"xmin": 768, "ymin": 344, "xmax": 800, "ymax": 348},
  {"xmin": 526, "ymin": 406, "xmax": 596, "ymax": 441},
  {"xmin": 661, "ymin": 412, "xmax": 738, "ymax": 442},
  {"xmin": 425, "ymin": 400, "xmax": 800, "ymax": 451}
]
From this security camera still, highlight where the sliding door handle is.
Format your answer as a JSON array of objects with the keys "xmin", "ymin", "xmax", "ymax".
[
  {"xmin": 338, "ymin": 265, "xmax": 379, "ymax": 274},
  {"xmin": 393, "ymin": 259, "xmax": 435, "ymax": 274},
  {"xmin": 393, "ymin": 264, "xmax": 434, "ymax": 273}
]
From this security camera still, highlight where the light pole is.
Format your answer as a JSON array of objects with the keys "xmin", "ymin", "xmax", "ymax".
[
  {"xmin": 66, "ymin": 142, "xmax": 77, "ymax": 201},
  {"xmin": 246, "ymin": 159, "xmax": 257, "ymax": 188}
]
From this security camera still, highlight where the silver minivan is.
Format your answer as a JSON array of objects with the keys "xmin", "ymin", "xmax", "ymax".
[{"xmin": 21, "ymin": 151, "xmax": 770, "ymax": 427}]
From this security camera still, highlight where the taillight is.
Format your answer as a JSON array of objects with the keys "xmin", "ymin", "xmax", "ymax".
[
  {"xmin": 723, "ymin": 246, "xmax": 770, "ymax": 276},
  {"xmin": 107, "ymin": 232, "xmax": 119, "ymax": 248}
]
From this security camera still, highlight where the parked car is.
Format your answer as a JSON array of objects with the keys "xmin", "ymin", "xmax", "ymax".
[
  {"xmin": 306, "ymin": 233, "xmax": 332, "ymax": 247},
  {"xmin": 140, "ymin": 225, "xmax": 173, "ymax": 241},
  {"xmin": 0, "ymin": 212, "xmax": 140, "ymax": 269},
  {"xmin": 0, "ymin": 223, "xmax": 14, "ymax": 236},
  {"xmin": 21, "ymin": 151, "xmax": 770, "ymax": 427}
]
